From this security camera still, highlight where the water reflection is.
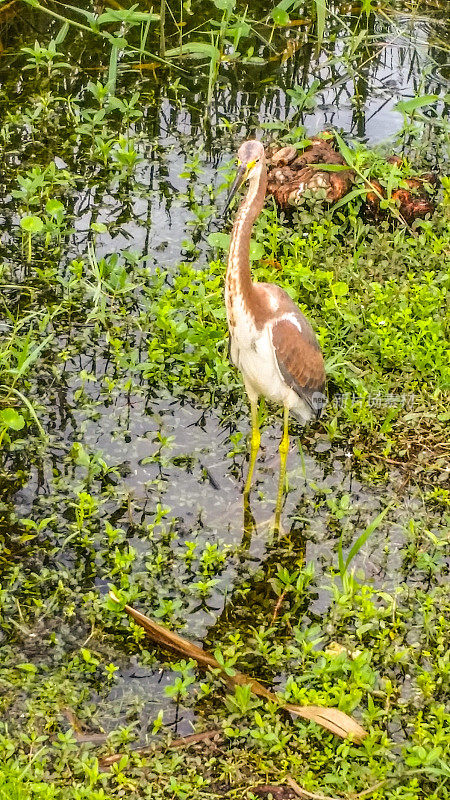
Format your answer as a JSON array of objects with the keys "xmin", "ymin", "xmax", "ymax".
[
  {"xmin": 0, "ymin": 1, "xmax": 448, "ymax": 275},
  {"xmin": 0, "ymin": 0, "xmax": 448, "ymax": 745}
]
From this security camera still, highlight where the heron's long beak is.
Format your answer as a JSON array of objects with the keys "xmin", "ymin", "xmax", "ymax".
[{"xmin": 223, "ymin": 163, "xmax": 246, "ymax": 217}]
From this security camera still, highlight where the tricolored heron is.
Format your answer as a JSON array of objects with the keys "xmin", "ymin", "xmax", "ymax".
[{"xmin": 224, "ymin": 140, "xmax": 326, "ymax": 524}]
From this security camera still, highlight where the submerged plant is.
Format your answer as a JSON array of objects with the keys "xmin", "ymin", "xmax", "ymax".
[{"xmin": 0, "ymin": 3, "xmax": 449, "ymax": 800}]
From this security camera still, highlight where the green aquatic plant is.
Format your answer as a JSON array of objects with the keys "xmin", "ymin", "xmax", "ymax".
[
  {"xmin": 0, "ymin": 3, "xmax": 449, "ymax": 799},
  {"xmin": 337, "ymin": 503, "xmax": 394, "ymax": 583},
  {"xmin": 19, "ymin": 215, "xmax": 43, "ymax": 262}
]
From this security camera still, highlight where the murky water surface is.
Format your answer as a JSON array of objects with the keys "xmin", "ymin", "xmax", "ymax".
[{"xmin": 0, "ymin": 0, "xmax": 448, "ymax": 741}]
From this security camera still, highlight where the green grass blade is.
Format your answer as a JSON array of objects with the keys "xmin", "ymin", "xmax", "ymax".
[
  {"xmin": 0, "ymin": 386, "xmax": 46, "ymax": 440},
  {"xmin": 9, "ymin": 333, "xmax": 54, "ymax": 384},
  {"xmin": 333, "ymin": 130, "xmax": 354, "ymax": 167},
  {"xmin": 54, "ymin": 21, "xmax": 70, "ymax": 45},
  {"xmin": 160, "ymin": 0, "xmax": 166, "ymax": 59},
  {"xmin": 108, "ymin": 41, "xmax": 119, "ymax": 95},
  {"xmin": 315, "ymin": 0, "xmax": 326, "ymax": 48},
  {"xmin": 395, "ymin": 94, "xmax": 439, "ymax": 115},
  {"xmin": 344, "ymin": 502, "xmax": 394, "ymax": 573},
  {"xmin": 332, "ymin": 187, "xmax": 368, "ymax": 211},
  {"xmin": 338, "ymin": 533, "xmax": 345, "ymax": 580}
]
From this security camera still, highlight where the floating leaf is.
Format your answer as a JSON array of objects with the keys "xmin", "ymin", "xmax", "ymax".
[
  {"xmin": 271, "ymin": 8, "xmax": 290, "ymax": 25},
  {"xmin": 208, "ymin": 232, "xmax": 230, "ymax": 250},
  {"xmin": 20, "ymin": 215, "xmax": 43, "ymax": 234},
  {"xmin": 70, "ymin": 442, "xmax": 90, "ymax": 468},
  {"xmin": 249, "ymin": 240, "xmax": 265, "ymax": 261},
  {"xmin": 0, "ymin": 408, "xmax": 25, "ymax": 430}
]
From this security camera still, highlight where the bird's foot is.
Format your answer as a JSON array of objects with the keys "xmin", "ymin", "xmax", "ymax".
[
  {"xmin": 251, "ymin": 512, "xmax": 287, "ymax": 537},
  {"xmin": 242, "ymin": 495, "xmax": 284, "ymax": 541}
]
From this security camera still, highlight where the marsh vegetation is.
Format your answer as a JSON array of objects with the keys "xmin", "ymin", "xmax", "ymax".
[{"xmin": 0, "ymin": 1, "xmax": 449, "ymax": 798}]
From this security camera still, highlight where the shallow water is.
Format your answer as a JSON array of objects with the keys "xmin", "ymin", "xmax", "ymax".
[{"xmin": 0, "ymin": 0, "xmax": 448, "ymax": 745}]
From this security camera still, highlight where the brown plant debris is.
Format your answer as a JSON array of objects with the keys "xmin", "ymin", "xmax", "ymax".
[
  {"xmin": 251, "ymin": 775, "xmax": 388, "ymax": 800},
  {"xmin": 109, "ymin": 592, "xmax": 367, "ymax": 743},
  {"xmin": 98, "ymin": 729, "xmax": 222, "ymax": 768},
  {"xmin": 265, "ymin": 136, "xmax": 436, "ymax": 223}
]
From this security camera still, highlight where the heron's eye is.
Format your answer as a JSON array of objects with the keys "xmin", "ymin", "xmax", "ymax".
[{"xmin": 247, "ymin": 159, "xmax": 256, "ymax": 170}]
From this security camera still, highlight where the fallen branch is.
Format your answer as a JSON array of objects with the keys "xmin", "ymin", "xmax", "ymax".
[
  {"xmin": 61, "ymin": 707, "xmax": 107, "ymax": 744},
  {"xmin": 272, "ymin": 589, "xmax": 288, "ymax": 623},
  {"xmin": 287, "ymin": 775, "xmax": 387, "ymax": 799},
  {"xmin": 289, "ymin": 777, "xmax": 342, "ymax": 800},
  {"xmin": 99, "ymin": 728, "xmax": 222, "ymax": 767},
  {"xmin": 109, "ymin": 592, "xmax": 367, "ymax": 743},
  {"xmin": 170, "ymin": 729, "xmax": 222, "ymax": 749}
]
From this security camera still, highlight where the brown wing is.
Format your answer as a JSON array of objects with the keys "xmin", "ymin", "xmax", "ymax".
[{"xmin": 271, "ymin": 316, "xmax": 326, "ymax": 418}]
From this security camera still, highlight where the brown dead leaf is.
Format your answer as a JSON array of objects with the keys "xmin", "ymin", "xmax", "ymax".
[
  {"xmin": 0, "ymin": 0, "xmax": 18, "ymax": 23},
  {"xmin": 325, "ymin": 641, "xmax": 362, "ymax": 660},
  {"xmin": 252, "ymin": 778, "xmax": 387, "ymax": 800},
  {"xmin": 261, "ymin": 257, "xmax": 282, "ymax": 271},
  {"xmin": 287, "ymin": 19, "xmax": 311, "ymax": 25},
  {"xmin": 286, "ymin": 775, "xmax": 342, "ymax": 799},
  {"xmin": 285, "ymin": 705, "xmax": 366, "ymax": 742},
  {"xmin": 109, "ymin": 592, "xmax": 367, "ymax": 743}
]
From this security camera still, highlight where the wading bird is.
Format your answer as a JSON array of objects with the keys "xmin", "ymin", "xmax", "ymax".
[{"xmin": 224, "ymin": 140, "xmax": 326, "ymax": 525}]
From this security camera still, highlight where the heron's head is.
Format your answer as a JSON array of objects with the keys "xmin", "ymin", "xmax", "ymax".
[{"xmin": 223, "ymin": 140, "xmax": 265, "ymax": 216}]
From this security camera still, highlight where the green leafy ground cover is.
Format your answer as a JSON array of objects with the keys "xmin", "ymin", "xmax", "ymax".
[{"xmin": 0, "ymin": 2, "xmax": 449, "ymax": 799}]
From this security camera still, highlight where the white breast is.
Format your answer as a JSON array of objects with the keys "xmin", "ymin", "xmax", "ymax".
[
  {"xmin": 227, "ymin": 299, "xmax": 312, "ymax": 421},
  {"xmin": 228, "ymin": 308, "xmax": 287, "ymax": 406}
]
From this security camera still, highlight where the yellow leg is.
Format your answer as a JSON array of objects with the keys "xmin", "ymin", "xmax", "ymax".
[
  {"xmin": 242, "ymin": 494, "xmax": 257, "ymax": 550},
  {"xmin": 243, "ymin": 400, "xmax": 260, "ymax": 497},
  {"xmin": 274, "ymin": 407, "xmax": 289, "ymax": 530}
]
